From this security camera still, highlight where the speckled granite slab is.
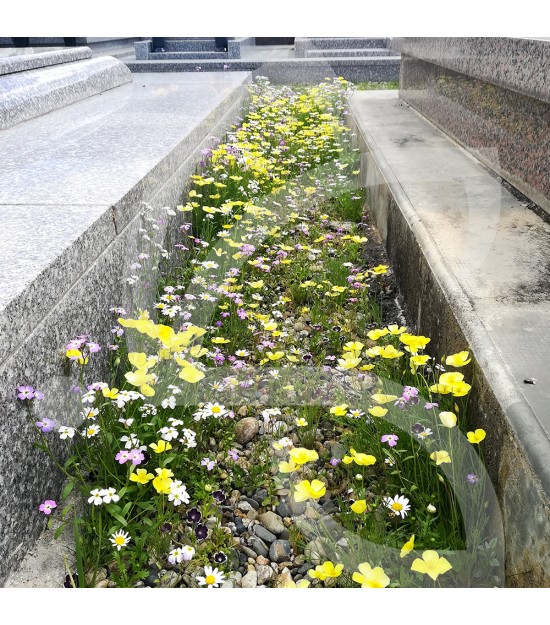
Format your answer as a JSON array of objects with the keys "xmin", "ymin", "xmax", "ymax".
[
  {"xmin": 0, "ymin": 46, "xmax": 91, "ymax": 76},
  {"xmin": 396, "ymin": 46, "xmax": 550, "ymax": 215},
  {"xmin": 0, "ymin": 55, "xmax": 132, "ymax": 130},
  {"xmin": 0, "ymin": 71, "xmax": 251, "ymax": 586}
]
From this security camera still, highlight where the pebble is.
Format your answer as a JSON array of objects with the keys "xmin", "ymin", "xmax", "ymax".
[
  {"xmin": 241, "ymin": 496, "xmax": 260, "ymax": 510},
  {"xmin": 258, "ymin": 511, "xmax": 285, "ymax": 535},
  {"xmin": 256, "ymin": 555, "xmax": 270, "ymax": 565},
  {"xmin": 276, "ymin": 501, "xmax": 291, "ymax": 518},
  {"xmin": 234, "ymin": 417, "xmax": 259, "ymax": 445},
  {"xmin": 253, "ymin": 524, "xmax": 277, "ymax": 544},
  {"xmin": 241, "ymin": 570, "xmax": 258, "ymax": 588},
  {"xmin": 237, "ymin": 501, "xmax": 254, "ymax": 513},
  {"xmin": 256, "ymin": 564, "xmax": 274, "ymax": 585},
  {"xmin": 240, "ymin": 545, "xmax": 258, "ymax": 559},
  {"xmin": 252, "ymin": 488, "xmax": 268, "ymax": 504},
  {"xmin": 250, "ymin": 537, "xmax": 269, "ymax": 557},
  {"xmin": 269, "ymin": 539, "xmax": 292, "ymax": 563}
]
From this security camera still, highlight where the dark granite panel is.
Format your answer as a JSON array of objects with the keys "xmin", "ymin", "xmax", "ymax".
[{"xmin": 399, "ymin": 55, "xmax": 550, "ymax": 215}]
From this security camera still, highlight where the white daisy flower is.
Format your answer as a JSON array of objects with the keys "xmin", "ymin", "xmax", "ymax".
[
  {"xmin": 196, "ymin": 566, "xmax": 225, "ymax": 588},
  {"xmin": 384, "ymin": 494, "xmax": 411, "ymax": 519}
]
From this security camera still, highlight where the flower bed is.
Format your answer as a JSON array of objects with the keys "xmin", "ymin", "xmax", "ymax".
[{"xmin": 21, "ymin": 77, "xmax": 503, "ymax": 588}]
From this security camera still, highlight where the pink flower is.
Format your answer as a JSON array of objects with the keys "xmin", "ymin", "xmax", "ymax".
[
  {"xmin": 381, "ymin": 434, "xmax": 399, "ymax": 448},
  {"xmin": 115, "ymin": 450, "xmax": 131, "ymax": 464},
  {"xmin": 39, "ymin": 500, "xmax": 57, "ymax": 515}
]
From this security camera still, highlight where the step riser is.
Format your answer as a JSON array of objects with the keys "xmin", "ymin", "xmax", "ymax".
[
  {"xmin": 307, "ymin": 48, "xmax": 393, "ymax": 57},
  {"xmin": 149, "ymin": 51, "xmax": 227, "ymax": 60},
  {"xmin": 306, "ymin": 38, "xmax": 387, "ymax": 49},
  {"xmin": 165, "ymin": 41, "xmax": 219, "ymax": 52}
]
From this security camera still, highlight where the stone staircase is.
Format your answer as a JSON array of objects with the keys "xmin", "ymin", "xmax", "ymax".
[
  {"xmin": 295, "ymin": 37, "xmax": 396, "ymax": 59},
  {"xmin": 135, "ymin": 37, "xmax": 255, "ymax": 61}
]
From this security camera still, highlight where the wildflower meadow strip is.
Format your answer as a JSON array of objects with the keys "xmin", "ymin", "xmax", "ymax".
[{"xmin": 20, "ymin": 77, "xmax": 503, "ymax": 588}]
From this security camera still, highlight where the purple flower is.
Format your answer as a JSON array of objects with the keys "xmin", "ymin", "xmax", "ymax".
[
  {"xmin": 17, "ymin": 385, "xmax": 35, "ymax": 400},
  {"xmin": 329, "ymin": 457, "xmax": 341, "ymax": 467},
  {"xmin": 466, "ymin": 473, "xmax": 479, "ymax": 484},
  {"xmin": 187, "ymin": 507, "xmax": 201, "ymax": 524},
  {"xmin": 424, "ymin": 402, "xmax": 439, "ymax": 410},
  {"xmin": 70, "ymin": 385, "xmax": 81, "ymax": 394},
  {"xmin": 195, "ymin": 524, "xmax": 208, "ymax": 539},
  {"xmin": 381, "ymin": 434, "xmax": 399, "ymax": 448},
  {"xmin": 35, "ymin": 418, "xmax": 56, "ymax": 433},
  {"xmin": 227, "ymin": 449, "xmax": 239, "ymax": 461},
  {"xmin": 86, "ymin": 342, "xmax": 101, "ymax": 353},
  {"xmin": 201, "ymin": 457, "xmax": 216, "ymax": 471},
  {"xmin": 212, "ymin": 490, "xmax": 226, "ymax": 504},
  {"xmin": 411, "ymin": 423, "xmax": 425, "ymax": 435},
  {"xmin": 129, "ymin": 449, "xmax": 145, "ymax": 465},
  {"xmin": 213, "ymin": 551, "xmax": 227, "ymax": 563},
  {"xmin": 115, "ymin": 450, "xmax": 131, "ymax": 464},
  {"xmin": 39, "ymin": 500, "xmax": 57, "ymax": 515},
  {"xmin": 34, "ymin": 390, "xmax": 44, "ymax": 400}
]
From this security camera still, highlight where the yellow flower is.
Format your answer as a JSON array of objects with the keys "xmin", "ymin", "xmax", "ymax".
[
  {"xmin": 149, "ymin": 440, "xmax": 172, "ymax": 454},
  {"xmin": 467, "ymin": 429, "xmax": 486, "ymax": 444},
  {"xmin": 337, "ymin": 355, "xmax": 362, "ymax": 369},
  {"xmin": 410, "ymin": 354, "xmax": 430, "ymax": 373},
  {"xmin": 371, "ymin": 393, "xmax": 397, "ymax": 404},
  {"xmin": 352, "ymin": 562, "xmax": 390, "ymax": 588},
  {"xmin": 293, "ymin": 479, "xmax": 326, "ymax": 502},
  {"xmin": 211, "ymin": 337, "xmax": 230, "ymax": 344},
  {"xmin": 399, "ymin": 334, "xmax": 431, "ymax": 353},
  {"xmin": 370, "ymin": 265, "xmax": 389, "ymax": 275},
  {"xmin": 284, "ymin": 579, "xmax": 310, "ymax": 588},
  {"xmin": 308, "ymin": 561, "xmax": 344, "ymax": 580},
  {"xmin": 411, "ymin": 550, "xmax": 452, "ymax": 581},
  {"xmin": 65, "ymin": 349, "xmax": 88, "ymax": 365},
  {"xmin": 248, "ymin": 280, "xmax": 264, "ymax": 289},
  {"xmin": 289, "ymin": 448, "xmax": 318, "ymax": 465},
  {"xmin": 175, "ymin": 357, "xmax": 205, "ymax": 384},
  {"xmin": 102, "ymin": 387, "xmax": 119, "ymax": 400},
  {"xmin": 330, "ymin": 404, "xmax": 348, "ymax": 417},
  {"xmin": 400, "ymin": 535, "xmax": 415, "ymax": 558},
  {"xmin": 351, "ymin": 499, "xmax": 367, "ymax": 513},
  {"xmin": 266, "ymin": 351, "xmax": 285, "ymax": 361},
  {"xmin": 343, "ymin": 341, "xmax": 364, "ymax": 352},
  {"xmin": 386, "ymin": 324, "xmax": 407, "ymax": 335},
  {"xmin": 379, "ymin": 345, "xmax": 404, "ymax": 359},
  {"xmin": 368, "ymin": 406, "xmax": 388, "ymax": 418},
  {"xmin": 439, "ymin": 412, "xmax": 457, "ymax": 428},
  {"xmin": 152, "ymin": 467, "xmax": 174, "ymax": 494},
  {"xmin": 278, "ymin": 461, "xmax": 298, "ymax": 473},
  {"xmin": 445, "ymin": 351, "xmax": 471, "ymax": 367},
  {"xmin": 430, "ymin": 450, "xmax": 451, "ymax": 465},
  {"xmin": 295, "ymin": 418, "xmax": 308, "ymax": 427},
  {"xmin": 367, "ymin": 328, "xmax": 388, "ymax": 341},
  {"xmin": 129, "ymin": 469, "xmax": 154, "ymax": 485}
]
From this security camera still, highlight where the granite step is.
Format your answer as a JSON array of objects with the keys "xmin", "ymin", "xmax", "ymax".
[
  {"xmin": 149, "ymin": 50, "xmax": 227, "ymax": 60},
  {"xmin": 306, "ymin": 37, "xmax": 387, "ymax": 49},
  {"xmin": 307, "ymin": 48, "xmax": 395, "ymax": 58},
  {"xmin": 165, "ymin": 40, "xmax": 219, "ymax": 52}
]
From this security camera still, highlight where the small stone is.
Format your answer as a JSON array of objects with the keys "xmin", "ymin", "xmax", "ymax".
[
  {"xmin": 238, "ymin": 500, "xmax": 254, "ymax": 513},
  {"xmin": 95, "ymin": 579, "xmax": 110, "ymax": 588},
  {"xmin": 206, "ymin": 516, "xmax": 219, "ymax": 529},
  {"xmin": 250, "ymin": 537, "xmax": 269, "ymax": 557},
  {"xmin": 241, "ymin": 570, "xmax": 258, "ymax": 588},
  {"xmin": 241, "ymin": 496, "xmax": 260, "ymax": 510},
  {"xmin": 252, "ymin": 488, "xmax": 268, "ymax": 504},
  {"xmin": 258, "ymin": 511, "xmax": 285, "ymax": 535},
  {"xmin": 256, "ymin": 555, "xmax": 270, "ymax": 565},
  {"xmin": 294, "ymin": 554, "xmax": 306, "ymax": 566},
  {"xmin": 279, "ymin": 529, "xmax": 290, "ymax": 540},
  {"xmin": 257, "ymin": 564, "xmax": 274, "ymax": 585},
  {"xmin": 305, "ymin": 540, "xmax": 325, "ymax": 564},
  {"xmin": 240, "ymin": 545, "xmax": 257, "ymax": 559},
  {"xmin": 247, "ymin": 558, "xmax": 255, "ymax": 565},
  {"xmin": 234, "ymin": 417, "xmax": 259, "ymax": 444},
  {"xmin": 269, "ymin": 539, "xmax": 292, "ymax": 563},
  {"xmin": 297, "ymin": 563, "xmax": 313, "ymax": 576},
  {"xmin": 253, "ymin": 524, "xmax": 277, "ymax": 544},
  {"xmin": 159, "ymin": 570, "xmax": 181, "ymax": 588},
  {"xmin": 276, "ymin": 501, "xmax": 291, "ymax": 518}
]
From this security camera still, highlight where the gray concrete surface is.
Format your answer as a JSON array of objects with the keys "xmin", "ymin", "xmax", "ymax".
[
  {"xmin": 0, "ymin": 70, "xmax": 251, "ymax": 586},
  {"xmin": 349, "ymin": 90, "xmax": 550, "ymax": 586}
]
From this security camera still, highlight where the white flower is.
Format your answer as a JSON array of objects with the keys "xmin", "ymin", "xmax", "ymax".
[
  {"xmin": 202, "ymin": 402, "xmax": 227, "ymax": 418},
  {"xmin": 161, "ymin": 396, "xmax": 176, "ymax": 410},
  {"xmin": 109, "ymin": 530, "xmax": 131, "ymax": 551},
  {"xmin": 159, "ymin": 426, "xmax": 179, "ymax": 441},
  {"xmin": 100, "ymin": 487, "xmax": 120, "ymax": 504},
  {"xmin": 81, "ymin": 424, "xmax": 100, "ymax": 438},
  {"xmin": 348, "ymin": 409, "xmax": 364, "ymax": 418},
  {"xmin": 181, "ymin": 545, "xmax": 195, "ymax": 561},
  {"xmin": 88, "ymin": 489, "xmax": 103, "ymax": 506},
  {"xmin": 196, "ymin": 566, "xmax": 225, "ymax": 588},
  {"xmin": 120, "ymin": 434, "xmax": 142, "ymax": 450},
  {"xmin": 180, "ymin": 428, "xmax": 197, "ymax": 448},
  {"xmin": 384, "ymin": 494, "xmax": 411, "ymax": 519},
  {"xmin": 82, "ymin": 407, "xmax": 99, "ymax": 420},
  {"xmin": 169, "ymin": 418, "xmax": 184, "ymax": 426},
  {"xmin": 235, "ymin": 349, "xmax": 249, "ymax": 357},
  {"xmin": 58, "ymin": 426, "xmax": 75, "ymax": 440},
  {"xmin": 427, "ymin": 504, "xmax": 437, "ymax": 513},
  {"xmin": 168, "ymin": 484, "xmax": 190, "ymax": 506},
  {"xmin": 168, "ymin": 548, "xmax": 184, "ymax": 564}
]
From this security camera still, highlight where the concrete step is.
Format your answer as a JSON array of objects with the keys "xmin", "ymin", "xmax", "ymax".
[
  {"xmin": 349, "ymin": 90, "xmax": 550, "ymax": 586},
  {"xmin": 165, "ymin": 39, "xmax": 218, "ymax": 52},
  {"xmin": 306, "ymin": 37, "xmax": 387, "ymax": 49},
  {"xmin": 149, "ymin": 50, "xmax": 227, "ymax": 60},
  {"xmin": 307, "ymin": 48, "xmax": 395, "ymax": 57}
]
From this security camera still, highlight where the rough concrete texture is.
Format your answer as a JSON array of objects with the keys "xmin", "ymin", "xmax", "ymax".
[
  {"xmin": 349, "ymin": 90, "xmax": 550, "ymax": 586},
  {"xmin": 0, "ymin": 54, "xmax": 132, "ymax": 130},
  {"xmin": 0, "ymin": 46, "xmax": 91, "ymax": 76},
  {"xmin": 0, "ymin": 70, "xmax": 251, "ymax": 586}
]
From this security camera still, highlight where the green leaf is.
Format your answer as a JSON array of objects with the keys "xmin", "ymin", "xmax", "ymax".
[
  {"xmin": 61, "ymin": 481, "xmax": 74, "ymax": 501},
  {"xmin": 121, "ymin": 501, "xmax": 132, "ymax": 517},
  {"xmin": 110, "ymin": 512, "xmax": 127, "ymax": 527},
  {"xmin": 54, "ymin": 523, "xmax": 67, "ymax": 540}
]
